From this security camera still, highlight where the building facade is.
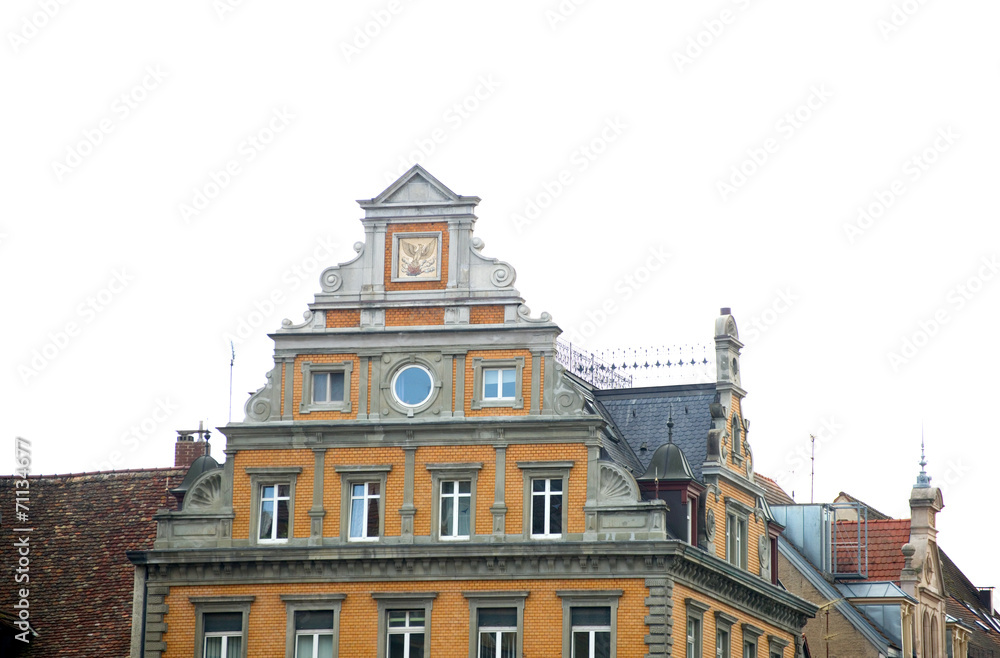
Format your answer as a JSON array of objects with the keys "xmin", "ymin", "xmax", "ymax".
[{"xmin": 129, "ymin": 166, "xmax": 815, "ymax": 658}]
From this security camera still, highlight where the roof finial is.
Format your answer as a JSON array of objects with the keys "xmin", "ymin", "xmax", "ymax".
[
  {"xmin": 667, "ymin": 403, "xmax": 674, "ymax": 444},
  {"xmin": 915, "ymin": 426, "xmax": 931, "ymax": 488}
]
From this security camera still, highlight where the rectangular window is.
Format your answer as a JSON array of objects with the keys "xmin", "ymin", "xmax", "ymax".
[
  {"xmin": 294, "ymin": 610, "xmax": 335, "ymax": 658},
  {"xmin": 387, "ymin": 609, "xmax": 425, "ymax": 658},
  {"xmin": 531, "ymin": 478, "xmax": 563, "ymax": 538},
  {"xmin": 478, "ymin": 608, "xmax": 517, "ymax": 658},
  {"xmin": 312, "ymin": 372, "xmax": 345, "ymax": 404},
  {"xmin": 717, "ymin": 629, "xmax": 730, "ymax": 658},
  {"xmin": 726, "ymin": 512, "xmax": 748, "ymax": 569},
  {"xmin": 259, "ymin": 484, "xmax": 290, "ymax": 541},
  {"xmin": 572, "ymin": 607, "xmax": 611, "ymax": 658},
  {"xmin": 687, "ymin": 617, "xmax": 701, "ymax": 658},
  {"xmin": 483, "ymin": 368, "xmax": 516, "ymax": 400},
  {"xmin": 744, "ymin": 640, "xmax": 756, "ymax": 658},
  {"xmin": 350, "ymin": 481, "xmax": 380, "ymax": 541},
  {"xmin": 204, "ymin": 612, "xmax": 243, "ymax": 658},
  {"xmin": 440, "ymin": 480, "xmax": 471, "ymax": 539}
]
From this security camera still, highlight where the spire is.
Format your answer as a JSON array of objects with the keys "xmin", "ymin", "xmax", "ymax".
[
  {"xmin": 915, "ymin": 429, "xmax": 931, "ymax": 488},
  {"xmin": 667, "ymin": 403, "xmax": 674, "ymax": 444}
]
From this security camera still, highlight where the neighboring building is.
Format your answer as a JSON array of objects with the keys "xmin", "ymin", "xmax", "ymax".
[
  {"xmin": 0, "ymin": 431, "xmax": 210, "ymax": 656},
  {"xmin": 128, "ymin": 166, "xmax": 816, "ymax": 657},
  {"xmin": 766, "ymin": 459, "xmax": 1000, "ymax": 658}
]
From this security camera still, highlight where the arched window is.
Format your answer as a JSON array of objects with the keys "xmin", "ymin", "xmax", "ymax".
[
  {"xmin": 923, "ymin": 612, "xmax": 931, "ymax": 658},
  {"xmin": 931, "ymin": 615, "xmax": 939, "ymax": 658},
  {"xmin": 731, "ymin": 416, "xmax": 742, "ymax": 459}
]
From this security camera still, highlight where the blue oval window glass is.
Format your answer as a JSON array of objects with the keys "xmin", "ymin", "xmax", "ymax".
[{"xmin": 393, "ymin": 365, "xmax": 432, "ymax": 407}]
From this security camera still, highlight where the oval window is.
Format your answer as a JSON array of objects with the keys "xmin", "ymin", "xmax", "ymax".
[{"xmin": 392, "ymin": 365, "xmax": 433, "ymax": 407}]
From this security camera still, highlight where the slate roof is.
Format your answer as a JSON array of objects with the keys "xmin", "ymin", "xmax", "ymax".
[
  {"xmin": 0, "ymin": 468, "xmax": 184, "ymax": 657},
  {"xmin": 757, "ymin": 473, "xmax": 795, "ymax": 506},
  {"xmin": 940, "ymin": 548, "xmax": 1000, "ymax": 657},
  {"xmin": 595, "ymin": 383, "xmax": 716, "ymax": 477},
  {"xmin": 834, "ymin": 519, "xmax": 911, "ymax": 582}
]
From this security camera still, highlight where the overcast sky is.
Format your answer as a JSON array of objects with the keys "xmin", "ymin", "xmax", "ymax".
[{"xmin": 3, "ymin": 1, "xmax": 997, "ymax": 588}]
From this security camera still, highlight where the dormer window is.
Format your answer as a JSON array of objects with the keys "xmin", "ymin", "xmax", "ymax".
[{"xmin": 731, "ymin": 415, "xmax": 743, "ymax": 463}]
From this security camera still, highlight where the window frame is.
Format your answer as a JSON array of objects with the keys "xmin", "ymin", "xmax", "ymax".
[
  {"xmin": 426, "ymin": 462, "xmax": 482, "ymax": 541},
  {"xmin": 743, "ymin": 623, "xmax": 763, "ymax": 658},
  {"xmin": 716, "ymin": 612, "xmax": 737, "ymax": 658},
  {"xmin": 518, "ymin": 461, "xmax": 573, "ymax": 540},
  {"xmin": 725, "ymin": 499, "xmax": 751, "ymax": 570},
  {"xmin": 686, "ymin": 599, "xmax": 710, "ymax": 658},
  {"xmin": 767, "ymin": 634, "xmax": 790, "ymax": 658},
  {"xmin": 281, "ymin": 593, "xmax": 345, "ymax": 658},
  {"xmin": 731, "ymin": 413, "xmax": 744, "ymax": 464},
  {"xmin": 336, "ymin": 465, "xmax": 391, "ymax": 542},
  {"xmin": 470, "ymin": 357, "xmax": 525, "ymax": 410},
  {"xmin": 246, "ymin": 467, "xmax": 301, "ymax": 545},
  {"xmin": 463, "ymin": 591, "xmax": 528, "ymax": 658},
  {"xmin": 300, "ymin": 360, "xmax": 353, "ymax": 414},
  {"xmin": 191, "ymin": 595, "xmax": 253, "ymax": 658},
  {"xmin": 557, "ymin": 589, "xmax": 622, "ymax": 658},
  {"xmin": 373, "ymin": 592, "xmax": 436, "ymax": 658}
]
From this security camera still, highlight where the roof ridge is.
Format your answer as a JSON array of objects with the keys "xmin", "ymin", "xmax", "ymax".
[{"xmin": 4, "ymin": 466, "xmax": 188, "ymax": 479}]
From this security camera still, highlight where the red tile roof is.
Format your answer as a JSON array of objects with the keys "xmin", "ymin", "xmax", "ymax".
[
  {"xmin": 834, "ymin": 519, "xmax": 911, "ymax": 581},
  {"xmin": 0, "ymin": 468, "xmax": 184, "ymax": 657},
  {"xmin": 756, "ymin": 473, "xmax": 795, "ymax": 506}
]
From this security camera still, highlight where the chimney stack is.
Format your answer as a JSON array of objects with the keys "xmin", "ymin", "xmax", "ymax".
[{"xmin": 174, "ymin": 420, "xmax": 211, "ymax": 470}]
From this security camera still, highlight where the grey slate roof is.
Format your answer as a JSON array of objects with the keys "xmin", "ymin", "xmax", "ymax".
[{"xmin": 595, "ymin": 383, "xmax": 716, "ymax": 477}]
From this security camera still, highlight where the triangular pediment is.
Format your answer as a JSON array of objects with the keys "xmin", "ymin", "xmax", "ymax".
[{"xmin": 372, "ymin": 165, "xmax": 460, "ymax": 205}]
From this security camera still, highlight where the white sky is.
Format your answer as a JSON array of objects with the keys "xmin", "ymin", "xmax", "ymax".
[{"xmin": 3, "ymin": 0, "xmax": 997, "ymax": 588}]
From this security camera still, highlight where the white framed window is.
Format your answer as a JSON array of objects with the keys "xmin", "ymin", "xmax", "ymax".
[
  {"xmin": 531, "ymin": 478, "xmax": 563, "ymax": 538},
  {"xmin": 483, "ymin": 368, "xmax": 516, "ymax": 400},
  {"xmin": 336, "ymin": 465, "xmax": 391, "ymax": 542},
  {"xmin": 557, "ymin": 590, "xmax": 621, "ymax": 658},
  {"xmin": 350, "ymin": 481, "xmax": 380, "ymax": 541},
  {"xmin": 246, "ymin": 467, "xmax": 301, "ymax": 545},
  {"xmin": 743, "ymin": 623, "xmax": 763, "ymax": 658},
  {"xmin": 299, "ymin": 360, "xmax": 353, "ymax": 414},
  {"xmin": 572, "ymin": 607, "xmax": 612, "ymax": 658},
  {"xmin": 440, "ymin": 480, "xmax": 472, "ymax": 539},
  {"xmin": 686, "ymin": 599, "xmax": 710, "ymax": 658},
  {"xmin": 259, "ymin": 484, "xmax": 290, "ymax": 542},
  {"xmin": 386, "ymin": 609, "xmax": 425, "ymax": 658},
  {"xmin": 464, "ymin": 591, "xmax": 527, "ymax": 658},
  {"xmin": 744, "ymin": 639, "xmax": 756, "ymax": 658},
  {"xmin": 191, "ymin": 596, "xmax": 253, "ymax": 658},
  {"xmin": 312, "ymin": 372, "xmax": 346, "ymax": 404},
  {"xmin": 282, "ymin": 594, "xmax": 344, "ymax": 658},
  {"xmin": 392, "ymin": 365, "xmax": 434, "ymax": 408},
  {"xmin": 726, "ymin": 505, "xmax": 749, "ymax": 570},
  {"xmin": 518, "ymin": 461, "xmax": 573, "ymax": 540},
  {"xmin": 715, "ymin": 612, "xmax": 737, "ymax": 658},
  {"xmin": 477, "ymin": 608, "xmax": 517, "ymax": 658},
  {"xmin": 470, "ymin": 357, "xmax": 525, "ymax": 410}
]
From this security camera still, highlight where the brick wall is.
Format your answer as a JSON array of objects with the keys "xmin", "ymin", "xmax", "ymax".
[
  {"xmin": 162, "ymin": 578, "xmax": 649, "ymax": 658},
  {"xmin": 325, "ymin": 308, "xmax": 360, "ymax": 328},
  {"xmin": 384, "ymin": 222, "xmax": 450, "ymax": 291},
  {"xmin": 505, "ymin": 443, "xmax": 588, "ymax": 535},
  {"xmin": 464, "ymin": 349, "xmax": 533, "ymax": 417},
  {"xmin": 469, "ymin": 305, "xmax": 504, "ymax": 324},
  {"xmin": 385, "ymin": 306, "xmax": 445, "ymax": 326},
  {"xmin": 291, "ymin": 353, "xmax": 361, "ymax": 421},
  {"xmin": 232, "ymin": 449, "xmax": 315, "ymax": 540}
]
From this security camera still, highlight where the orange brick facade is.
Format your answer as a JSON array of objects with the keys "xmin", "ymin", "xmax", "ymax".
[
  {"xmin": 161, "ymin": 578, "xmax": 649, "ymax": 658},
  {"xmin": 385, "ymin": 222, "xmax": 450, "ymax": 291},
  {"xmin": 469, "ymin": 305, "xmax": 504, "ymax": 324},
  {"xmin": 291, "ymin": 353, "xmax": 361, "ymax": 421},
  {"xmin": 385, "ymin": 306, "xmax": 446, "ymax": 326},
  {"xmin": 464, "ymin": 349, "xmax": 534, "ymax": 417},
  {"xmin": 325, "ymin": 308, "xmax": 361, "ymax": 328}
]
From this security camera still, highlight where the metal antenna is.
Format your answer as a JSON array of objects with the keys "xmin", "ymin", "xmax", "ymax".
[
  {"xmin": 810, "ymin": 434, "xmax": 816, "ymax": 504},
  {"xmin": 228, "ymin": 341, "xmax": 235, "ymax": 424}
]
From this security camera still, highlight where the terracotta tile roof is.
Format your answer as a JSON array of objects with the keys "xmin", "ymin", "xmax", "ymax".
[
  {"xmin": 834, "ymin": 519, "xmax": 911, "ymax": 582},
  {"xmin": 0, "ymin": 468, "xmax": 184, "ymax": 657},
  {"xmin": 756, "ymin": 473, "xmax": 795, "ymax": 506}
]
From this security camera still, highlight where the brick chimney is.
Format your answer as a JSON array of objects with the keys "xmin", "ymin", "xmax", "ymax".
[{"xmin": 174, "ymin": 421, "xmax": 211, "ymax": 469}]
